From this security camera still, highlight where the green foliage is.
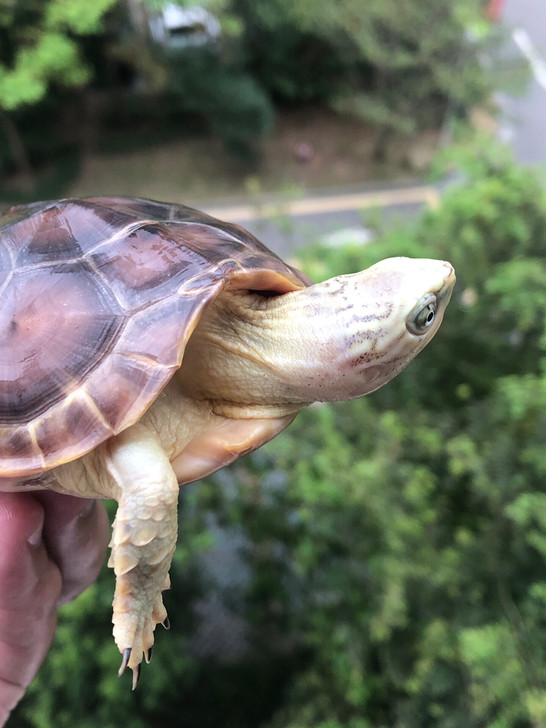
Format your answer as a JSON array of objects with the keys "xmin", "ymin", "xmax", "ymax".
[
  {"xmin": 233, "ymin": 0, "xmax": 492, "ymax": 142},
  {"xmin": 164, "ymin": 48, "xmax": 273, "ymax": 155},
  {"xmin": 225, "ymin": 142, "xmax": 546, "ymax": 727},
  {"xmin": 0, "ymin": 0, "xmax": 116, "ymax": 110},
  {"xmin": 228, "ymin": 142, "xmax": 546, "ymax": 727},
  {"xmin": 0, "ymin": 0, "xmax": 117, "ymax": 195}
]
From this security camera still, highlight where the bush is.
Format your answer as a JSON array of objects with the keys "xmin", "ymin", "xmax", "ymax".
[
  {"xmin": 233, "ymin": 0, "xmax": 493, "ymax": 152},
  {"xmin": 165, "ymin": 48, "xmax": 273, "ymax": 156}
]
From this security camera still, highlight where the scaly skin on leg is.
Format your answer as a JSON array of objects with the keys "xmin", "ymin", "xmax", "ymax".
[{"xmin": 103, "ymin": 424, "xmax": 179, "ymax": 688}]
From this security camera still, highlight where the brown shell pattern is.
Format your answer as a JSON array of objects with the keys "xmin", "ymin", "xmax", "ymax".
[{"xmin": 0, "ymin": 197, "xmax": 309, "ymax": 477}]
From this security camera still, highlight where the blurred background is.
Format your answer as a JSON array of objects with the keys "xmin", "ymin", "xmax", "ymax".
[{"xmin": 4, "ymin": 1, "xmax": 546, "ymax": 727}]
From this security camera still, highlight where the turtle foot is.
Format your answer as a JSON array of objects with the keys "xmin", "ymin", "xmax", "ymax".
[{"xmin": 114, "ymin": 589, "xmax": 171, "ymax": 688}]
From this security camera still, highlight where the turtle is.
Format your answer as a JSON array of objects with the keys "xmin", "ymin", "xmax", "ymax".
[{"xmin": 0, "ymin": 196, "xmax": 455, "ymax": 688}]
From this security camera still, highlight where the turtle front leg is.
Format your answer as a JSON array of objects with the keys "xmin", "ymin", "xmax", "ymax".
[{"xmin": 104, "ymin": 424, "xmax": 179, "ymax": 689}]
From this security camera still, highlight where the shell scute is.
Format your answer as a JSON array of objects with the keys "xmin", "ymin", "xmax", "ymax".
[
  {"xmin": 6, "ymin": 200, "xmax": 139, "ymax": 265},
  {"xmin": 169, "ymin": 223, "xmax": 251, "ymax": 264},
  {"xmin": 32, "ymin": 390, "xmax": 112, "ymax": 468},
  {"xmin": 90, "ymin": 223, "xmax": 211, "ymax": 311},
  {"xmin": 84, "ymin": 353, "xmax": 173, "ymax": 433},
  {"xmin": 116, "ymin": 294, "xmax": 212, "ymax": 369},
  {"xmin": 0, "ymin": 425, "xmax": 43, "ymax": 475},
  {"xmin": 0, "ymin": 262, "xmax": 125, "ymax": 424},
  {"xmin": 12, "ymin": 205, "xmax": 85, "ymax": 264}
]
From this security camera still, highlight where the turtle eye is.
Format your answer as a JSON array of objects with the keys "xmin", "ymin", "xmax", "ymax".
[{"xmin": 407, "ymin": 293, "xmax": 438, "ymax": 335}]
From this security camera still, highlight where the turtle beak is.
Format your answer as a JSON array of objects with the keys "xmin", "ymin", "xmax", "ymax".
[{"xmin": 437, "ymin": 262, "xmax": 456, "ymax": 310}]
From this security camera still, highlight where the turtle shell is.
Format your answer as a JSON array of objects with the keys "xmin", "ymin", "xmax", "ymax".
[{"xmin": 0, "ymin": 197, "xmax": 310, "ymax": 478}]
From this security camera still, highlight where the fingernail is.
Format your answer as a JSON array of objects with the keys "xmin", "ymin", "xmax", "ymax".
[
  {"xmin": 27, "ymin": 522, "xmax": 43, "ymax": 546},
  {"xmin": 78, "ymin": 500, "xmax": 96, "ymax": 520}
]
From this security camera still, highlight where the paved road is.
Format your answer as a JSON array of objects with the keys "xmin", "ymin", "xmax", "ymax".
[
  {"xmin": 203, "ymin": 182, "xmax": 439, "ymax": 257},
  {"xmin": 497, "ymin": 0, "xmax": 546, "ymax": 164}
]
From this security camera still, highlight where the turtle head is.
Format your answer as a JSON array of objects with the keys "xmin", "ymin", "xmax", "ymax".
[
  {"xmin": 180, "ymin": 256, "xmax": 454, "ymax": 415},
  {"xmin": 320, "ymin": 256, "xmax": 455, "ymax": 400}
]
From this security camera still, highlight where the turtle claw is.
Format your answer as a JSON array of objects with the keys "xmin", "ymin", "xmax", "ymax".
[
  {"xmin": 115, "ymin": 607, "xmax": 167, "ymax": 686},
  {"xmin": 132, "ymin": 662, "xmax": 142, "ymax": 691},
  {"xmin": 119, "ymin": 647, "xmax": 144, "ymax": 689},
  {"xmin": 119, "ymin": 648, "xmax": 132, "ymax": 676}
]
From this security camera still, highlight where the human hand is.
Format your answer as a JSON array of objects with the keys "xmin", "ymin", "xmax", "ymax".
[{"xmin": 0, "ymin": 491, "xmax": 110, "ymax": 726}]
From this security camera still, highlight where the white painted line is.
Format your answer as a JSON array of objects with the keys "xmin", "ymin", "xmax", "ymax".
[
  {"xmin": 204, "ymin": 185, "xmax": 440, "ymax": 223},
  {"xmin": 512, "ymin": 27, "xmax": 546, "ymax": 91}
]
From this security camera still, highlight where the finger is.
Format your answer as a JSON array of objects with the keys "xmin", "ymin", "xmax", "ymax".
[
  {"xmin": 0, "ymin": 493, "xmax": 61, "ymax": 725},
  {"xmin": 34, "ymin": 492, "xmax": 110, "ymax": 605}
]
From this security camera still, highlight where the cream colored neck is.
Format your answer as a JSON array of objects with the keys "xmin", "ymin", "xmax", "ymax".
[
  {"xmin": 179, "ymin": 275, "xmax": 399, "ymax": 414},
  {"xmin": 180, "ymin": 284, "xmax": 331, "ymax": 410},
  {"xmin": 179, "ymin": 257, "xmax": 455, "ymax": 417}
]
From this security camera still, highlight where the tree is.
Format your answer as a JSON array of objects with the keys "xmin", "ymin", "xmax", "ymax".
[
  {"xmin": 233, "ymin": 0, "xmax": 494, "ymax": 159},
  {"xmin": 0, "ymin": 0, "xmax": 116, "ymax": 187}
]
